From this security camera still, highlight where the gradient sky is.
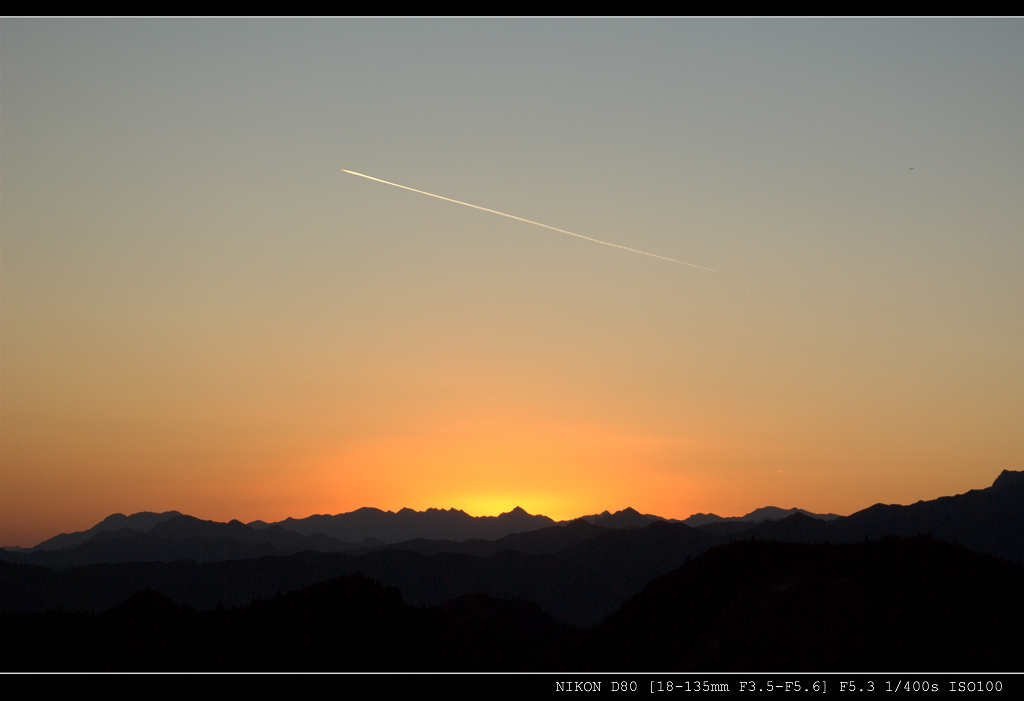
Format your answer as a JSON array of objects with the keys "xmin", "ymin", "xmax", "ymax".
[{"xmin": 3, "ymin": 18, "xmax": 1023, "ymax": 547}]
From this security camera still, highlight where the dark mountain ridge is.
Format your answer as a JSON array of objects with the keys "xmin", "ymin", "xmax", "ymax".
[
  {"xmin": 584, "ymin": 535, "xmax": 1024, "ymax": 671},
  {"xmin": 31, "ymin": 511, "xmax": 184, "ymax": 551},
  {"xmin": 263, "ymin": 505, "xmax": 556, "ymax": 544},
  {"xmin": 0, "ymin": 520, "xmax": 722, "ymax": 627},
  {"xmin": 6, "ymin": 471, "xmax": 1023, "ymax": 570},
  {"xmin": 682, "ymin": 506, "xmax": 841, "ymax": 527},
  {"xmin": 5, "ymin": 535, "xmax": 1021, "ymax": 671},
  {"xmin": 4, "ymin": 471, "xmax": 1024, "ymax": 670},
  {"xmin": 0, "ymin": 515, "xmax": 364, "ymax": 569},
  {"xmin": 800, "ymin": 471, "xmax": 1024, "ymax": 559},
  {"xmin": 10, "ymin": 502, "xmax": 837, "ymax": 560}
]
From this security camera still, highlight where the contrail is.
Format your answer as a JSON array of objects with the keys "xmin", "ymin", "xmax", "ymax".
[{"xmin": 341, "ymin": 169, "xmax": 716, "ymax": 272}]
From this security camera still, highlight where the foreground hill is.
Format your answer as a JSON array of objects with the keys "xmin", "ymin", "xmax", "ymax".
[
  {"xmin": 4, "ymin": 536, "xmax": 1021, "ymax": 671},
  {"xmin": 583, "ymin": 536, "xmax": 1024, "ymax": 671},
  {"xmin": 0, "ymin": 520, "xmax": 720, "ymax": 627},
  {"xmin": 4, "ymin": 470, "xmax": 1023, "ymax": 635},
  {"xmin": 0, "ymin": 572, "xmax": 579, "ymax": 671},
  {"xmin": 828, "ymin": 469, "xmax": 1024, "ymax": 558},
  {"xmin": 701, "ymin": 470, "xmax": 1024, "ymax": 562}
]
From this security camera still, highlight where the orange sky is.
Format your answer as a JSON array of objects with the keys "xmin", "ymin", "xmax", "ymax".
[{"xmin": 3, "ymin": 19, "xmax": 1022, "ymax": 547}]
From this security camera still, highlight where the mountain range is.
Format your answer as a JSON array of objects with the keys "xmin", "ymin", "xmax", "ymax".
[
  {"xmin": 4, "ymin": 471, "xmax": 1019, "ymax": 570},
  {"xmin": 5, "ymin": 501, "xmax": 845, "ymax": 568},
  {"xmin": 3, "ymin": 470, "xmax": 1022, "ymax": 670}
]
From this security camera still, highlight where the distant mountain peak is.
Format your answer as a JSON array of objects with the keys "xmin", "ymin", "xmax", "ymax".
[
  {"xmin": 98, "ymin": 510, "xmax": 183, "ymax": 526},
  {"xmin": 580, "ymin": 507, "xmax": 659, "ymax": 530},
  {"xmin": 992, "ymin": 470, "xmax": 1024, "ymax": 490},
  {"xmin": 682, "ymin": 507, "xmax": 839, "ymax": 528},
  {"xmin": 680, "ymin": 512, "xmax": 724, "ymax": 527}
]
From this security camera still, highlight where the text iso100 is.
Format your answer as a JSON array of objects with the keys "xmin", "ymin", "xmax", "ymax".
[{"xmin": 950, "ymin": 681, "xmax": 1004, "ymax": 692}]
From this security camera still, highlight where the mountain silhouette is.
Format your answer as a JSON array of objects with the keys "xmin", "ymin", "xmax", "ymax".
[
  {"xmin": 818, "ymin": 471, "xmax": 1024, "ymax": 560},
  {"xmin": 4, "ymin": 536, "xmax": 1021, "ymax": 671},
  {"xmin": 682, "ymin": 506, "xmax": 840, "ymax": 527},
  {"xmin": 4, "ymin": 469, "xmax": 1023, "ymax": 671},
  {"xmin": 30, "ymin": 511, "xmax": 183, "ymax": 551},
  {"xmin": 579, "ymin": 507, "xmax": 663, "ymax": 529},
  {"xmin": 583, "ymin": 536, "xmax": 1024, "ymax": 671},
  {"xmin": 261, "ymin": 506, "xmax": 556, "ymax": 544}
]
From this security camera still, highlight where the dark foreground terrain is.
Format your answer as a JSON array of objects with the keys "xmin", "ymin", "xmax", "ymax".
[{"xmin": 4, "ymin": 536, "xmax": 1022, "ymax": 671}]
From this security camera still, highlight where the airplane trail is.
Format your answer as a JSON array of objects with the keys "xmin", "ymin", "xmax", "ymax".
[{"xmin": 341, "ymin": 169, "xmax": 716, "ymax": 272}]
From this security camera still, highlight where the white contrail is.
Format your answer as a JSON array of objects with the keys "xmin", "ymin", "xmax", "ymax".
[{"xmin": 341, "ymin": 169, "xmax": 716, "ymax": 272}]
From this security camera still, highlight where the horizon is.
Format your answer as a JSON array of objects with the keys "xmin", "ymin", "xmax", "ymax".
[
  {"xmin": 4, "ymin": 495, "xmax": 918, "ymax": 550},
  {"xmin": 9, "ymin": 466, "xmax": 1015, "ymax": 548},
  {"xmin": 11, "ymin": 467, "xmax": 1019, "ymax": 549},
  {"xmin": 8, "ymin": 501, "xmax": 842, "ymax": 550},
  {"xmin": 3, "ymin": 19, "xmax": 1022, "ymax": 549},
  {"xmin": 4, "ymin": 500, "xmax": 857, "ymax": 550}
]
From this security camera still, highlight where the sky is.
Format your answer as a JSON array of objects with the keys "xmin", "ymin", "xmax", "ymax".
[{"xmin": 3, "ymin": 18, "xmax": 1023, "ymax": 547}]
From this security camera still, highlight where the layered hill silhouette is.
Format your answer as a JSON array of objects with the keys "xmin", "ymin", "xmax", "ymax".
[
  {"xmin": 6, "ymin": 470, "xmax": 1022, "ymax": 569},
  {"xmin": 253, "ymin": 505, "xmax": 556, "ymax": 543},
  {"xmin": 0, "ymin": 520, "xmax": 720, "ymax": 626},
  {"xmin": 583, "ymin": 536, "xmax": 1024, "ymax": 671},
  {"xmin": 4, "ymin": 507, "xmax": 562, "ymax": 568},
  {"xmin": 4, "ymin": 536, "xmax": 1021, "ymax": 671},
  {"xmin": 3, "ymin": 470, "xmax": 1022, "ymax": 670}
]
